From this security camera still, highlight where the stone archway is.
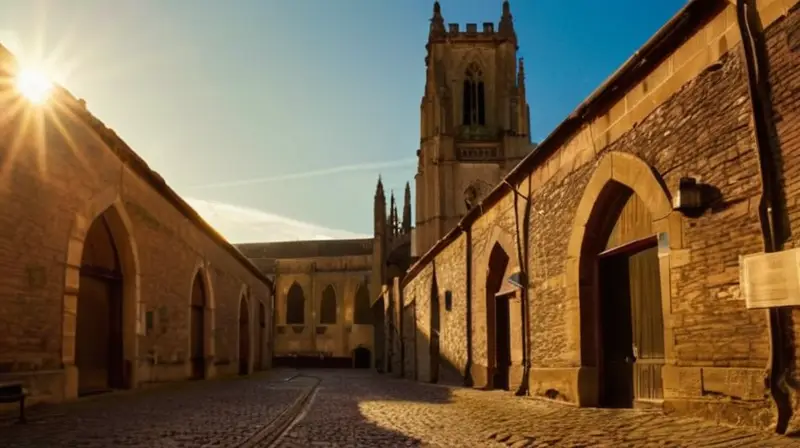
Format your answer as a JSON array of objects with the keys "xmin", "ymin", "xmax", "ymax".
[
  {"xmin": 565, "ymin": 151, "xmax": 680, "ymax": 407},
  {"xmin": 257, "ymin": 301, "xmax": 266, "ymax": 371},
  {"xmin": 63, "ymin": 190, "xmax": 140, "ymax": 400},
  {"xmin": 188, "ymin": 261, "xmax": 216, "ymax": 379},
  {"xmin": 472, "ymin": 226, "xmax": 520, "ymax": 390},
  {"xmin": 238, "ymin": 293, "xmax": 251, "ymax": 376},
  {"xmin": 189, "ymin": 271, "xmax": 207, "ymax": 380}
]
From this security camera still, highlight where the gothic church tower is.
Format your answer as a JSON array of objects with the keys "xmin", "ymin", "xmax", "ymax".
[{"xmin": 415, "ymin": 1, "xmax": 533, "ymax": 255}]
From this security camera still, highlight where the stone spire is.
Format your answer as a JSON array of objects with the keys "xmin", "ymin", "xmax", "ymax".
[
  {"xmin": 518, "ymin": 58, "xmax": 526, "ymax": 90},
  {"xmin": 390, "ymin": 191, "xmax": 398, "ymax": 236},
  {"xmin": 498, "ymin": 1, "xmax": 516, "ymax": 41},
  {"xmin": 402, "ymin": 182, "xmax": 412, "ymax": 234},
  {"xmin": 429, "ymin": 1, "xmax": 446, "ymax": 41},
  {"xmin": 374, "ymin": 176, "xmax": 386, "ymax": 237}
]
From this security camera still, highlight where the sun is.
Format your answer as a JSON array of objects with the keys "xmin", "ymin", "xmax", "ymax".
[{"xmin": 15, "ymin": 67, "xmax": 53, "ymax": 104}]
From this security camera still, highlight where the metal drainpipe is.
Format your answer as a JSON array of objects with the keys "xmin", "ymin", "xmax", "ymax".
[
  {"xmin": 463, "ymin": 224, "xmax": 474, "ymax": 387},
  {"xmin": 505, "ymin": 180, "xmax": 532, "ymax": 396},
  {"xmin": 735, "ymin": 0, "xmax": 792, "ymax": 434}
]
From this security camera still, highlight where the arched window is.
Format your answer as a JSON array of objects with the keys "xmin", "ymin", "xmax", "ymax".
[
  {"xmin": 462, "ymin": 63, "xmax": 486, "ymax": 126},
  {"xmin": 354, "ymin": 284, "xmax": 372, "ymax": 325},
  {"xmin": 286, "ymin": 282, "xmax": 305, "ymax": 325},
  {"xmin": 320, "ymin": 285, "xmax": 337, "ymax": 324}
]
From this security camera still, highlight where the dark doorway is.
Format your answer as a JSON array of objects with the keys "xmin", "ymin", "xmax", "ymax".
[
  {"xmin": 430, "ymin": 273, "xmax": 441, "ymax": 384},
  {"xmin": 598, "ymin": 239, "xmax": 664, "ymax": 407},
  {"xmin": 493, "ymin": 293, "xmax": 512, "ymax": 390},
  {"xmin": 190, "ymin": 274, "xmax": 206, "ymax": 380},
  {"xmin": 76, "ymin": 214, "xmax": 125, "ymax": 396},
  {"xmin": 239, "ymin": 298, "xmax": 250, "ymax": 375},
  {"xmin": 372, "ymin": 296, "xmax": 386, "ymax": 373},
  {"xmin": 353, "ymin": 347, "xmax": 371, "ymax": 369},
  {"xmin": 485, "ymin": 243, "xmax": 510, "ymax": 390},
  {"xmin": 257, "ymin": 302, "xmax": 266, "ymax": 371}
]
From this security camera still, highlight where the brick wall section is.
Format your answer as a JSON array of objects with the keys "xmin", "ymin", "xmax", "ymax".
[
  {"xmin": 0, "ymin": 56, "xmax": 272, "ymax": 398},
  {"xmin": 401, "ymin": 0, "xmax": 800, "ymax": 426},
  {"xmin": 763, "ymin": 4, "xmax": 800, "ymax": 425}
]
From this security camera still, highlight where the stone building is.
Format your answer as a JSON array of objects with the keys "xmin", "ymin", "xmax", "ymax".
[
  {"xmin": 390, "ymin": 0, "xmax": 800, "ymax": 431},
  {"xmin": 414, "ymin": 1, "xmax": 537, "ymax": 256},
  {"xmin": 237, "ymin": 239, "xmax": 375, "ymax": 368},
  {"xmin": 0, "ymin": 45, "xmax": 273, "ymax": 406}
]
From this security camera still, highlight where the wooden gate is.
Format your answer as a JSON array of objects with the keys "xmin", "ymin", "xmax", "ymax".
[{"xmin": 629, "ymin": 245, "xmax": 665, "ymax": 402}]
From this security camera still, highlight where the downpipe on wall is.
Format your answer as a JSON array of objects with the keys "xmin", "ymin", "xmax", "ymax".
[
  {"xmin": 735, "ymin": 0, "xmax": 793, "ymax": 434},
  {"xmin": 504, "ymin": 180, "xmax": 532, "ymax": 397},
  {"xmin": 462, "ymin": 224, "xmax": 475, "ymax": 387}
]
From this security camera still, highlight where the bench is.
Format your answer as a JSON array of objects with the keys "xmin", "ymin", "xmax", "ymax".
[{"xmin": 0, "ymin": 382, "xmax": 28, "ymax": 423}]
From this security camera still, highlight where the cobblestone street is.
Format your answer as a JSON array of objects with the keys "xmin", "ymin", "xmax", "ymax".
[{"xmin": 1, "ymin": 370, "xmax": 799, "ymax": 447}]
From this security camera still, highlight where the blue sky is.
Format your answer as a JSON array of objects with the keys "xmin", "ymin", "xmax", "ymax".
[{"xmin": 0, "ymin": 0, "xmax": 686, "ymax": 243}]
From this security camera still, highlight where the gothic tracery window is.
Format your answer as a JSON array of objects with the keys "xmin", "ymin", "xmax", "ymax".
[
  {"xmin": 320, "ymin": 285, "xmax": 337, "ymax": 325},
  {"xmin": 286, "ymin": 282, "xmax": 305, "ymax": 325},
  {"xmin": 354, "ymin": 284, "xmax": 372, "ymax": 325},
  {"xmin": 462, "ymin": 63, "xmax": 486, "ymax": 126}
]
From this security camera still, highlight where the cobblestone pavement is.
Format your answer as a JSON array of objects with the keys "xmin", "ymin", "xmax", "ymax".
[
  {"xmin": 275, "ymin": 370, "xmax": 800, "ymax": 447},
  {"xmin": 2, "ymin": 369, "xmax": 800, "ymax": 447},
  {"xmin": 0, "ymin": 369, "xmax": 308, "ymax": 447}
]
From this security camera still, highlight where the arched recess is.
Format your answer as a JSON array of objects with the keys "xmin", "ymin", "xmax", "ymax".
[
  {"xmin": 320, "ymin": 285, "xmax": 337, "ymax": 325},
  {"xmin": 565, "ymin": 151, "xmax": 679, "ymax": 407},
  {"xmin": 353, "ymin": 283, "xmax": 372, "ymax": 325},
  {"xmin": 238, "ymin": 291, "xmax": 251, "ymax": 376},
  {"xmin": 257, "ymin": 300, "xmax": 266, "ymax": 371},
  {"xmin": 472, "ymin": 226, "xmax": 519, "ymax": 390},
  {"xmin": 429, "ymin": 270, "xmax": 441, "ymax": 384},
  {"xmin": 286, "ymin": 282, "xmax": 305, "ymax": 325},
  {"xmin": 62, "ymin": 190, "xmax": 140, "ymax": 399},
  {"xmin": 189, "ymin": 271, "xmax": 207, "ymax": 380},
  {"xmin": 188, "ymin": 260, "xmax": 216, "ymax": 379}
]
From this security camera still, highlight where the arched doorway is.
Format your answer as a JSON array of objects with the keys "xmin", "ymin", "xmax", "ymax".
[
  {"xmin": 586, "ymin": 183, "xmax": 665, "ymax": 407},
  {"xmin": 353, "ymin": 346, "xmax": 371, "ymax": 369},
  {"xmin": 566, "ymin": 152, "xmax": 676, "ymax": 408},
  {"xmin": 257, "ymin": 301, "xmax": 266, "ymax": 371},
  {"xmin": 75, "ymin": 213, "xmax": 125, "ymax": 396},
  {"xmin": 486, "ymin": 243, "xmax": 511, "ymax": 390},
  {"xmin": 238, "ymin": 297, "xmax": 250, "ymax": 375},
  {"xmin": 190, "ymin": 273, "xmax": 206, "ymax": 380},
  {"xmin": 429, "ymin": 272, "xmax": 440, "ymax": 383}
]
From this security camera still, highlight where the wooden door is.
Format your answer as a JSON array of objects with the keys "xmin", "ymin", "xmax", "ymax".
[
  {"xmin": 190, "ymin": 304, "xmax": 205, "ymax": 379},
  {"xmin": 493, "ymin": 294, "xmax": 511, "ymax": 390},
  {"xmin": 629, "ymin": 245, "xmax": 665, "ymax": 401}
]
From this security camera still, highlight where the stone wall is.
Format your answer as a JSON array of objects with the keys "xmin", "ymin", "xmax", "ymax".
[
  {"xmin": 0, "ymin": 48, "xmax": 273, "ymax": 404},
  {"xmin": 402, "ymin": 0, "xmax": 800, "ymax": 429},
  {"xmin": 237, "ymin": 241, "xmax": 377, "ymax": 365}
]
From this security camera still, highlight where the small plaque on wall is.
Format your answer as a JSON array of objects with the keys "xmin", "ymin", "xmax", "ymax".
[{"xmin": 740, "ymin": 248, "xmax": 800, "ymax": 309}]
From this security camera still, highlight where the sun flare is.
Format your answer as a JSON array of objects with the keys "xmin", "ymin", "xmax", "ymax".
[{"xmin": 15, "ymin": 67, "xmax": 53, "ymax": 104}]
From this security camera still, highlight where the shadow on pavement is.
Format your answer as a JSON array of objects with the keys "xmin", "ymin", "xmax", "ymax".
[{"xmin": 280, "ymin": 369, "xmax": 453, "ymax": 446}]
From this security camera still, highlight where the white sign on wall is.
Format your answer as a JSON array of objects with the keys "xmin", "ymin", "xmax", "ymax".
[{"xmin": 740, "ymin": 248, "xmax": 800, "ymax": 309}]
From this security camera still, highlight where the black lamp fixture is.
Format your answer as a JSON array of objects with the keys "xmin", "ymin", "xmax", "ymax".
[{"xmin": 672, "ymin": 176, "xmax": 720, "ymax": 217}]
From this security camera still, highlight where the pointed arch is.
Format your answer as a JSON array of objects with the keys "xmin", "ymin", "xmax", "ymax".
[
  {"xmin": 564, "ymin": 151, "xmax": 679, "ymax": 406},
  {"xmin": 463, "ymin": 61, "xmax": 486, "ymax": 126},
  {"xmin": 320, "ymin": 284, "xmax": 337, "ymax": 325},
  {"xmin": 353, "ymin": 283, "xmax": 372, "ymax": 325},
  {"xmin": 62, "ymin": 189, "xmax": 140, "ymax": 399},
  {"xmin": 188, "ymin": 260, "xmax": 216, "ymax": 379},
  {"xmin": 238, "ymin": 291, "xmax": 251, "ymax": 375},
  {"xmin": 286, "ymin": 282, "xmax": 305, "ymax": 325}
]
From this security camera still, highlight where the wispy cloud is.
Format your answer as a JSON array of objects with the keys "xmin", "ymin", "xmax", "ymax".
[
  {"xmin": 186, "ymin": 197, "xmax": 369, "ymax": 244},
  {"xmin": 187, "ymin": 158, "xmax": 416, "ymax": 190}
]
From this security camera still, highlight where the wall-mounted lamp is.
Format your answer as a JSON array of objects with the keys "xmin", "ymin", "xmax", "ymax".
[
  {"xmin": 672, "ymin": 176, "xmax": 722, "ymax": 218},
  {"xmin": 673, "ymin": 177, "xmax": 704, "ymax": 211},
  {"xmin": 506, "ymin": 270, "xmax": 526, "ymax": 289}
]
